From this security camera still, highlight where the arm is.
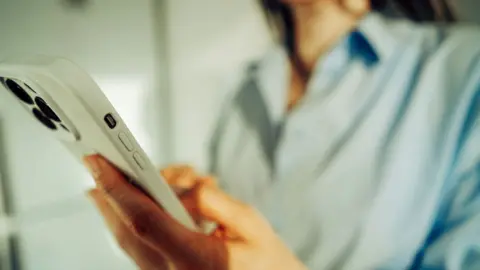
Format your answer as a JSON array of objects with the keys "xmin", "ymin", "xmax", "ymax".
[{"xmin": 417, "ymin": 73, "xmax": 480, "ymax": 270}]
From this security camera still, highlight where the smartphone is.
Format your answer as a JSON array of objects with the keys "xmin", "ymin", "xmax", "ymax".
[{"xmin": 0, "ymin": 55, "xmax": 197, "ymax": 231}]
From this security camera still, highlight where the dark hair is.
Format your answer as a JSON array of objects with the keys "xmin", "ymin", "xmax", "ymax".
[{"xmin": 259, "ymin": 0, "xmax": 455, "ymax": 77}]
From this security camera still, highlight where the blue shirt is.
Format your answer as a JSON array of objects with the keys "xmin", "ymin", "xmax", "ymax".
[{"xmin": 209, "ymin": 12, "xmax": 480, "ymax": 269}]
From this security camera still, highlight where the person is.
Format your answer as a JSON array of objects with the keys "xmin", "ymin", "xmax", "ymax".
[{"xmin": 84, "ymin": 0, "xmax": 480, "ymax": 269}]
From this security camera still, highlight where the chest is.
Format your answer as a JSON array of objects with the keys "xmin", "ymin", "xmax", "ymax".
[{"xmin": 212, "ymin": 64, "xmax": 459, "ymax": 269}]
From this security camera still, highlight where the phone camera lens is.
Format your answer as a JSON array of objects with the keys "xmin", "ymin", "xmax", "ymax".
[
  {"xmin": 32, "ymin": 108, "xmax": 57, "ymax": 130},
  {"xmin": 35, "ymin": 97, "xmax": 60, "ymax": 122},
  {"xmin": 4, "ymin": 79, "xmax": 34, "ymax": 105}
]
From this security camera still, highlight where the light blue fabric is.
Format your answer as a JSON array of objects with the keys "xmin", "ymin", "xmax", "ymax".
[{"xmin": 209, "ymin": 12, "xmax": 480, "ymax": 269}]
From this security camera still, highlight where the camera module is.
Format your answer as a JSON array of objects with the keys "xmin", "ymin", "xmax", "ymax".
[
  {"xmin": 24, "ymin": 83, "xmax": 37, "ymax": 93},
  {"xmin": 32, "ymin": 108, "xmax": 57, "ymax": 130},
  {"xmin": 4, "ymin": 79, "xmax": 34, "ymax": 104},
  {"xmin": 35, "ymin": 97, "xmax": 60, "ymax": 122}
]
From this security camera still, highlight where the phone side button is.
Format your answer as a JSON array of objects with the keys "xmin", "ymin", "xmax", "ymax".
[
  {"xmin": 118, "ymin": 132, "xmax": 134, "ymax": 151},
  {"xmin": 133, "ymin": 152, "xmax": 145, "ymax": 170}
]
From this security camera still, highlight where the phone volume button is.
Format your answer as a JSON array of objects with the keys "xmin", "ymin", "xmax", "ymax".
[
  {"xmin": 133, "ymin": 152, "xmax": 145, "ymax": 170},
  {"xmin": 118, "ymin": 132, "xmax": 134, "ymax": 151}
]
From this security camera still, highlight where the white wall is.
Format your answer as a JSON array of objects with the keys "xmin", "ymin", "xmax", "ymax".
[
  {"xmin": 165, "ymin": 0, "xmax": 272, "ymax": 170},
  {"xmin": 0, "ymin": 0, "xmax": 164, "ymax": 269}
]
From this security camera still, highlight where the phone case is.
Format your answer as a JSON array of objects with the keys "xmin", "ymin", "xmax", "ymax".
[{"xmin": 0, "ymin": 55, "xmax": 197, "ymax": 231}]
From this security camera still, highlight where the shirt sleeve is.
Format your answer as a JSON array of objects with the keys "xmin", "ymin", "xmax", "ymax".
[{"xmin": 418, "ymin": 66, "xmax": 480, "ymax": 270}]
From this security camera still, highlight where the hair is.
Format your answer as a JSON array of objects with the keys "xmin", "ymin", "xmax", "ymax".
[{"xmin": 259, "ymin": 0, "xmax": 456, "ymax": 78}]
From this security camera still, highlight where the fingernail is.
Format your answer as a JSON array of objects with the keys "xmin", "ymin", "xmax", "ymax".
[{"xmin": 83, "ymin": 156, "xmax": 102, "ymax": 179}]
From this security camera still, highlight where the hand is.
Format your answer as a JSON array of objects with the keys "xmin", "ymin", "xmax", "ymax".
[
  {"xmin": 84, "ymin": 155, "xmax": 306, "ymax": 270},
  {"xmin": 159, "ymin": 164, "xmax": 216, "ymax": 192},
  {"xmin": 159, "ymin": 165, "xmax": 218, "ymax": 232}
]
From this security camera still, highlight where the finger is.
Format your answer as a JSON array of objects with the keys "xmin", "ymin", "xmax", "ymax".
[
  {"xmin": 183, "ymin": 182, "xmax": 269, "ymax": 242},
  {"xmin": 161, "ymin": 165, "xmax": 217, "ymax": 193},
  {"xmin": 84, "ymin": 155, "xmax": 226, "ymax": 265},
  {"xmin": 199, "ymin": 175, "xmax": 217, "ymax": 188},
  {"xmin": 161, "ymin": 165, "xmax": 196, "ymax": 189},
  {"xmin": 160, "ymin": 165, "xmax": 193, "ymax": 179},
  {"xmin": 88, "ymin": 189, "xmax": 118, "ymax": 233},
  {"xmin": 88, "ymin": 189, "xmax": 172, "ymax": 270},
  {"xmin": 84, "ymin": 155, "xmax": 186, "ymax": 236}
]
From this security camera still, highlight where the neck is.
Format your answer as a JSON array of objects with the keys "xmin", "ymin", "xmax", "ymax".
[{"xmin": 292, "ymin": 2, "xmax": 368, "ymax": 72}]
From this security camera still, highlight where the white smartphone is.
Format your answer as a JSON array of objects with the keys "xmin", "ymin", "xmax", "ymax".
[{"xmin": 0, "ymin": 55, "xmax": 197, "ymax": 231}]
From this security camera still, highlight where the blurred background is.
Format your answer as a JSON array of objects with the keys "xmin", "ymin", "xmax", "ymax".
[{"xmin": 0, "ymin": 0, "xmax": 478, "ymax": 269}]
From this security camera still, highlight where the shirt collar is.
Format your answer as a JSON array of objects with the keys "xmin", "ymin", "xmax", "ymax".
[
  {"xmin": 251, "ymin": 47, "xmax": 289, "ymax": 124},
  {"xmin": 354, "ymin": 12, "xmax": 398, "ymax": 64},
  {"xmin": 250, "ymin": 12, "xmax": 398, "ymax": 123},
  {"xmin": 255, "ymin": 12, "xmax": 398, "ymax": 71}
]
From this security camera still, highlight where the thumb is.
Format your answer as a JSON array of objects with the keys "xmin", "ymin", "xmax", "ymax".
[{"xmin": 185, "ymin": 183, "xmax": 268, "ymax": 241}]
